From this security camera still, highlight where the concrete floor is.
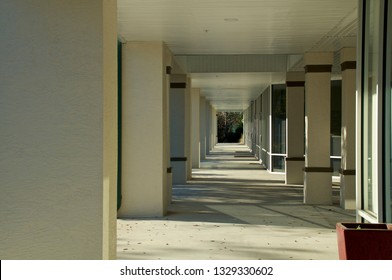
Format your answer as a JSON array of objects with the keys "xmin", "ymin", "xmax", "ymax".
[{"xmin": 117, "ymin": 143, "xmax": 355, "ymax": 260}]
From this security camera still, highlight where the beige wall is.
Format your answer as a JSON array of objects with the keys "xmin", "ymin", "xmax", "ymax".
[{"xmin": 0, "ymin": 0, "xmax": 117, "ymax": 259}]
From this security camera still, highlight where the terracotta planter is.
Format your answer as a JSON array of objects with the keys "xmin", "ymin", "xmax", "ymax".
[{"xmin": 336, "ymin": 222, "xmax": 392, "ymax": 260}]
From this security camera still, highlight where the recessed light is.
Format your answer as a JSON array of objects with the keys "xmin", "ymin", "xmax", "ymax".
[{"xmin": 224, "ymin": 18, "xmax": 239, "ymax": 22}]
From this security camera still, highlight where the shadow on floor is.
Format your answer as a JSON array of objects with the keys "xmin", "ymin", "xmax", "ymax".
[{"xmin": 117, "ymin": 144, "xmax": 356, "ymax": 260}]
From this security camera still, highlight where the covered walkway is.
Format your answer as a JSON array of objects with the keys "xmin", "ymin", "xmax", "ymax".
[{"xmin": 117, "ymin": 144, "xmax": 355, "ymax": 260}]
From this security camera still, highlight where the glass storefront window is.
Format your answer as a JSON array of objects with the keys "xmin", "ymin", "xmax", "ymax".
[
  {"xmin": 272, "ymin": 156, "xmax": 285, "ymax": 172},
  {"xmin": 271, "ymin": 84, "xmax": 286, "ymax": 172},
  {"xmin": 362, "ymin": 0, "xmax": 381, "ymax": 217},
  {"xmin": 271, "ymin": 84, "xmax": 286, "ymax": 155}
]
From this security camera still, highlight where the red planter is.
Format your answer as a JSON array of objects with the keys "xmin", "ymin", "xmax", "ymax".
[{"xmin": 336, "ymin": 222, "xmax": 392, "ymax": 260}]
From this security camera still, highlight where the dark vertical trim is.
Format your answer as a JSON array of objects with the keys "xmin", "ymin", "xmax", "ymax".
[{"xmin": 117, "ymin": 41, "xmax": 122, "ymax": 211}]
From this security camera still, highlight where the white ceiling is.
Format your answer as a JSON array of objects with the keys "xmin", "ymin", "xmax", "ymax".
[{"xmin": 118, "ymin": 0, "xmax": 358, "ymax": 111}]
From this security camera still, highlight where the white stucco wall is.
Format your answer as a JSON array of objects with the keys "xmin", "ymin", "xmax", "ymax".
[{"xmin": 0, "ymin": 0, "xmax": 117, "ymax": 259}]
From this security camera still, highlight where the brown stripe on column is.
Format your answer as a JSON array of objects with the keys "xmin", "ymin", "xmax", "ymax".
[
  {"xmin": 303, "ymin": 167, "xmax": 333, "ymax": 172},
  {"xmin": 286, "ymin": 81, "xmax": 305, "ymax": 87},
  {"xmin": 166, "ymin": 66, "xmax": 172, "ymax": 74},
  {"xmin": 167, "ymin": 167, "xmax": 172, "ymax": 173},
  {"xmin": 286, "ymin": 157, "xmax": 305, "ymax": 161},
  {"xmin": 339, "ymin": 169, "xmax": 356, "ymax": 175},
  {"xmin": 341, "ymin": 61, "xmax": 356, "ymax": 71},
  {"xmin": 304, "ymin": 65, "xmax": 332, "ymax": 73},
  {"xmin": 170, "ymin": 82, "xmax": 186, "ymax": 89},
  {"xmin": 170, "ymin": 157, "xmax": 187, "ymax": 161}
]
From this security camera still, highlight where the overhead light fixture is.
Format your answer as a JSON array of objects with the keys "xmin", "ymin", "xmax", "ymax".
[{"xmin": 224, "ymin": 18, "xmax": 239, "ymax": 22}]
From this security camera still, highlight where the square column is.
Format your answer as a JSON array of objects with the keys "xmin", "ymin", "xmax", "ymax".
[
  {"xmin": 119, "ymin": 42, "xmax": 172, "ymax": 217},
  {"xmin": 170, "ymin": 74, "xmax": 189, "ymax": 185},
  {"xmin": 285, "ymin": 72, "xmax": 305, "ymax": 184},
  {"xmin": 205, "ymin": 101, "xmax": 212, "ymax": 154},
  {"xmin": 212, "ymin": 107, "xmax": 218, "ymax": 147},
  {"xmin": 191, "ymin": 89, "xmax": 201, "ymax": 168},
  {"xmin": 303, "ymin": 52, "xmax": 334, "ymax": 205},
  {"xmin": 208, "ymin": 104, "xmax": 217, "ymax": 149},
  {"xmin": 185, "ymin": 77, "xmax": 192, "ymax": 180},
  {"xmin": 340, "ymin": 48, "xmax": 357, "ymax": 209},
  {"xmin": 200, "ymin": 96, "xmax": 207, "ymax": 160},
  {"xmin": 0, "ymin": 0, "xmax": 117, "ymax": 259}
]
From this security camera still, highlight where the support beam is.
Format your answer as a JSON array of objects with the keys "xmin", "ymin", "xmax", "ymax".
[
  {"xmin": 303, "ymin": 52, "xmax": 333, "ymax": 205},
  {"xmin": 119, "ymin": 42, "xmax": 171, "ymax": 217},
  {"xmin": 285, "ymin": 72, "xmax": 305, "ymax": 184},
  {"xmin": 340, "ymin": 48, "xmax": 357, "ymax": 209}
]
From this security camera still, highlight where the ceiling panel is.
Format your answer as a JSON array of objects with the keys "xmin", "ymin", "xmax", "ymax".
[
  {"xmin": 118, "ymin": 0, "xmax": 358, "ymax": 111},
  {"xmin": 192, "ymin": 72, "xmax": 285, "ymax": 111}
]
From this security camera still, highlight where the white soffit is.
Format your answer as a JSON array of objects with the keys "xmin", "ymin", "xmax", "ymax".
[{"xmin": 118, "ymin": 0, "xmax": 358, "ymax": 111}]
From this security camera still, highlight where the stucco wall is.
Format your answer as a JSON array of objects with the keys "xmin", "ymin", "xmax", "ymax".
[{"xmin": 0, "ymin": 0, "xmax": 117, "ymax": 259}]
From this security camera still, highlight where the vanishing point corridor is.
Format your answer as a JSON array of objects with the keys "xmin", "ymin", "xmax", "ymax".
[{"xmin": 117, "ymin": 144, "xmax": 355, "ymax": 260}]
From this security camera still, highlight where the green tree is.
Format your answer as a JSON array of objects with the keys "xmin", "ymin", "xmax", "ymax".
[{"xmin": 217, "ymin": 112, "xmax": 243, "ymax": 143}]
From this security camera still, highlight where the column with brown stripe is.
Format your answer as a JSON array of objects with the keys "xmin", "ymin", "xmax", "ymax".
[
  {"xmin": 340, "ymin": 48, "xmax": 356, "ymax": 209},
  {"xmin": 170, "ymin": 75, "xmax": 189, "ymax": 185},
  {"xmin": 119, "ymin": 42, "xmax": 171, "ymax": 217},
  {"xmin": 191, "ymin": 88, "xmax": 201, "ymax": 168},
  {"xmin": 285, "ymin": 72, "xmax": 305, "ymax": 184},
  {"xmin": 200, "ymin": 96, "xmax": 207, "ymax": 160},
  {"xmin": 303, "ymin": 52, "xmax": 334, "ymax": 204}
]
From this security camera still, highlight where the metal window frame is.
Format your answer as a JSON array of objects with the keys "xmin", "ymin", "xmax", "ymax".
[{"xmin": 357, "ymin": 0, "xmax": 388, "ymax": 223}]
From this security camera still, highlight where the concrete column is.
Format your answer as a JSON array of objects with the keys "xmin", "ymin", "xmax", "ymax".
[
  {"xmin": 200, "ymin": 96, "xmax": 207, "ymax": 160},
  {"xmin": 285, "ymin": 72, "xmax": 305, "ymax": 184},
  {"xmin": 185, "ymin": 77, "xmax": 192, "ymax": 180},
  {"xmin": 244, "ymin": 107, "xmax": 251, "ymax": 148},
  {"xmin": 170, "ymin": 74, "xmax": 188, "ymax": 185},
  {"xmin": 191, "ymin": 89, "xmax": 201, "ymax": 168},
  {"xmin": 119, "ymin": 41, "xmax": 172, "ymax": 217},
  {"xmin": 0, "ymin": 0, "xmax": 117, "ymax": 259},
  {"xmin": 340, "ymin": 48, "xmax": 357, "ymax": 209},
  {"xmin": 206, "ymin": 101, "xmax": 212, "ymax": 154},
  {"xmin": 211, "ymin": 107, "xmax": 217, "ymax": 148},
  {"xmin": 165, "ymin": 68, "xmax": 172, "ymax": 206},
  {"xmin": 303, "ymin": 52, "xmax": 334, "ymax": 205},
  {"xmin": 214, "ymin": 108, "xmax": 218, "ymax": 146}
]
